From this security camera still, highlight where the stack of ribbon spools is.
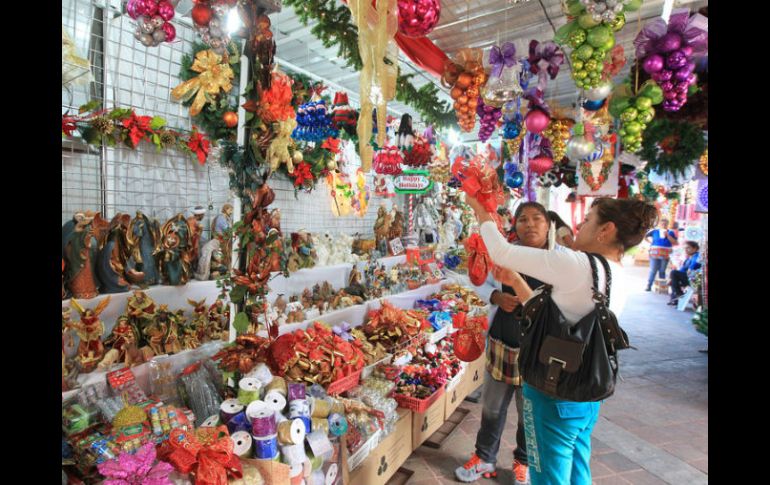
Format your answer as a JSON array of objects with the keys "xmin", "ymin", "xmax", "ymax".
[{"xmin": 206, "ymin": 367, "xmax": 348, "ymax": 485}]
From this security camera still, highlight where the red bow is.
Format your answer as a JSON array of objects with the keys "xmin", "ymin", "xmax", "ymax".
[
  {"xmin": 451, "ymin": 158, "xmax": 505, "ymax": 215},
  {"xmin": 187, "ymin": 127, "xmax": 211, "ymax": 165},
  {"xmin": 159, "ymin": 426, "xmax": 242, "ymax": 485},
  {"xmin": 322, "ymin": 137, "xmax": 341, "ymax": 154},
  {"xmin": 122, "ymin": 111, "xmax": 153, "ymax": 147}
]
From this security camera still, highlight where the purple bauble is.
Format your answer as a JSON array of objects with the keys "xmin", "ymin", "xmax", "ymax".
[
  {"xmin": 674, "ymin": 82, "xmax": 689, "ymax": 93},
  {"xmin": 158, "ymin": 1, "xmax": 175, "ymax": 21},
  {"xmin": 687, "ymin": 73, "xmax": 697, "ymax": 85},
  {"xmin": 642, "ymin": 54, "xmax": 665, "ymax": 74},
  {"xmin": 127, "ymin": 0, "xmax": 145, "ymax": 19},
  {"xmin": 681, "ymin": 46, "xmax": 693, "ymax": 57},
  {"xmin": 660, "ymin": 81, "xmax": 674, "ymax": 92},
  {"xmin": 651, "ymin": 72, "xmax": 664, "ymax": 82},
  {"xmin": 673, "ymin": 68, "xmax": 690, "ymax": 82},
  {"xmin": 658, "ymin": 69, "xmax": 673, "ymax": 82},
  {"xmin": 662, "ymin": 100, "xmax": 680, "ymax": 111},
  {"xmin": 664, "ymin": 90, "xmax": 678, "ymax": 100},
  {"xmin": 657, "ymin": 32, "xmax": 682, "ymax": 53},
  {"xmin": 676, "ymin": 92, "xmax": 688, "ymax": 101},
  {"xmin": 666, "ymin": 50, "xmax": 688, "ymax": 70}
]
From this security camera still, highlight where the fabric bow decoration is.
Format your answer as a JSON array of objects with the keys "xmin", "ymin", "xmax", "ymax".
[
  {"xmin": 97, "ymin": 443, "xmax": 174, "ymax": 485},
  {"xmin": 158, "ymin": 426, "xmax": 242, "ymax": 485},
  {"xmin": 450, "ymin": 158, "xmax": 506, "ymax": 216},
  {"xmin": 333, "ymin": 322, "xmax": 353, "ymax": 341},
  {"xmin": 634, "ymin": 8, "xmax": 708, "ymax": 59},
  {"xmin": 528, "ymin": 40, "xmax": 564, "ymax": 91},
  {"xmin": 489, "ymin": 42, "xmax": 517, "ymax": 80},
  {"xmin": 171, "ymin": 50, "xmax": 234, "ymax": 117}
]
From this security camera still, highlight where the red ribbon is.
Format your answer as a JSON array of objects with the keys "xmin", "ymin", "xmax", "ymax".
[{"xmin": 159, "ymin": 426, "xmax": 242, "ymax": 485}]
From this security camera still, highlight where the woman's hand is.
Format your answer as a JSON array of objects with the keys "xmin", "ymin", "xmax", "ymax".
[
  {"xmin": 465, "ymin": 195, "xmax": 494, "ymax": 223},
  {"xmin": 491, "ymin": 265, "xmax": 519, "ymax": 287}
]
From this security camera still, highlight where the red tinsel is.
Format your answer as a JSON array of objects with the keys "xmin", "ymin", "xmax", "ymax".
[
  {"xmin": 464, "ymin": 233, "xmax": 492, "ymax": 287},
  {"xmin": 403, "ymin": 136, "xmax": 432, "ymax": 167}
]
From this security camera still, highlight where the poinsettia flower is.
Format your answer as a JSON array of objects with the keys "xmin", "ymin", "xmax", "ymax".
[
  {"xmin": 186, "ymin": 127, "xmax": 210, "ymax": 165},
  {"xmin": 122, "ymin": 111, "xmax": 153, "ymax": 147},
  {"xmin": 62, "ymin": 116, "xmax": 78, "ymax": 137},
  {"xmin": 97, "ymin": 443, "xmax": 173, "ymax": 485},
  {"xmin": 242, "ymin": 99, "xmax": 259, "ymax": 113},
  {"xmin": 291, "ymin": 161, "xmax": 313, "ymax": 187},
  {"xmin": 321, "ymin": 137, "xmax": 341, "ymax": 154}
]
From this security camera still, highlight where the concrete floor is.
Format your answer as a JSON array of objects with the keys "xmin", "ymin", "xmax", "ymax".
[{"xmin": 405, "ymin": 266, "xmax": 708, "ymax": 485}]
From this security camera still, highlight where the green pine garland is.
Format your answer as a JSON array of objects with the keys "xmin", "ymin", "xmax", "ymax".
[
  {"xmin": 179, "ymin": 42, "xmax": 241, "ymax": 141},
  {"xmin": 283, "ymin": 0, "xmax": 454, "ymax": 128},
  {"xmin": 692, "ymin": 306, "xmax": 708, "ymax": 337},
  {"xmin": 640, "ymin": 119, "xmax": 705, "ymax": 178}
]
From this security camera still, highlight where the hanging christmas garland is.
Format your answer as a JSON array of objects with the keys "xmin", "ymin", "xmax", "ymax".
[
  {"xmin": 62, "ymin": 102, "xmax": 211, "ymax": 164},
  {"xmin": 639, "ymin": 119, "xmax": 705, "ymax": 178},
  {"xmin": 178, "ymin": 42, "xmax": 241, "ymax": 141},
  {"xmin": 283, "ymin": 0, "xmax": 454, "ymax": 127}
]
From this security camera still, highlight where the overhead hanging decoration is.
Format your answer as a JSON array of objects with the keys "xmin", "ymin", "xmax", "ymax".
[
  {"xmin": 171, "ymin": 49, "xmax": 234, "ymax": 118},
  {"xmin": 543, "ymin": 119, "xmax": 572, "ymax": 163},
  {"xmin": 373, "ymin": 145, "xmax": 404, "ymax": 175},
  {"xmin": 476, "ymin": 97, "xmax": 502, "ymax": 143},
  {"xmin": 639, "ymin": 119, "xmax": 705, "ymax": 178},
  {"xmin": 483, "ymin": 42, "xmax": 522, "ymax": 108},
  {"xmin": 443, "ymin": 48, "xmax": 488, "ymax": 132},
  {"xmin": 188, "ymin": 0, "xmax": 240, "ymax": 55},
  {"xmin": 397, "ymin": 0, "xmax": 442, "ymax": 37},
  {"xmin": 403, "ymin": 135, "xmax": 432, "ymax": 167},
  {"xmin": 634, "ymin": 8, "xmax": 708, "ymax": 112},
  {"xmin": 292, "ymin": 99, "xmax": 339, "ymax": 142},
  {"xmin": 609, "ymin": 80, "xmax": 663, "ymax": 153},
  {"xmin": 330, "ymin": 92, "xmax": 359, "ymax": 136},
  {"xmin": 555, "ymin": 0, "xmax": 642, "ymax": 90},
  {"xmin": 528, "ymin": 40, "xmax": 565, "ymax": 92},
  {"xmin": 699, "ymin": 148, "xmax": 708, "ymax": 176},
  {"xmin": 126, "ymin": 0, "xmax": 177, "ymax": 47}
]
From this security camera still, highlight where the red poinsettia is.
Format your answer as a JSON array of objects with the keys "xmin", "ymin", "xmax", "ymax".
[
  {"xmin": 186, "ymin": 127, "xmax": 210, "ymax": 165},
  {"xmin": 62, "ymin": 116, "xmax": 78, "ymax": 137},
  {"xmin": 122, "ymin": 111, "xmax": 153, "ymax": 147},
  {"xmin": 321, "ymin": 137, "xmax": 341, "ymax": 153},
  {"xmin": 291, "ymin": 161, "xmax": 313, "ymax": 187}
]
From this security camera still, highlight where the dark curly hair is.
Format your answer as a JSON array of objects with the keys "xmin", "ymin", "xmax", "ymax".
[{"xmin": 591, "ymin": 198, "xmax": 658, "ymax": 251}]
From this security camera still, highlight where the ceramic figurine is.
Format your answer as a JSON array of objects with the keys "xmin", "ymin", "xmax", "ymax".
[
  {"xmin": 102, "ymin": 314, "xmax": 140, "ymax": 368},
  {"xmin": 157, "ymin": 214, "xmax": 194, "ymax": 285},
  {"xmin": 68, "ymin": 296, "xmax": 111, "ymax": 373},
  {"xmin": 97, "ymin": 213, "xmax": 132, "ymax": 294},
  {"xmin": 208, "ymin": 298, "xmax": 230, "ymax": 341},
  {"xmin": 195, "ymin": 239, "xmax": 226, "ymax": 281},
  {"xmin": 415, "ymin": 196, "xmax": 440, "ymax": 246},
  {"xmin": 344, "ymin": 265, "xmax": 367, "ymax": 299},
  {"xmin": 187, "ymin": 298, "xmax": 210, "ymax": 343},
  {"xmin": 374, "ymin": 206, "xmax": 392, "ymax": 254},
  {"xmin": 143, "ymin": 305, "xmax": 173, "ymax": 356},
  {"xmin": 211, "ymin": 203, "xmax": 234, "ymax": 269},
  {"xmin": 388, "ymin": 206, "xmax": 405, "ymax": 244},
  {"xmin": 63, "ymin": 212, "xmax": 106, "ymax": 299},
  {"xmin": 187, "ymin": 206, "xmax": 207, "ymax": 272},
  {"xmin": 126, "ymin": 211, "xmax": 161, "ymax": 286}
]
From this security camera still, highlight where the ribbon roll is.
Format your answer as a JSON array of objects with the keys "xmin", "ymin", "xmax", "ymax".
[
  {"xmin": 311, "ymin": 418, "xmax": 329, "ymax": 435},
  {"xmin": 329, "ymin": 400, "xmax": 345, "ymax": 415},
  {"xmin": 251, "ymin": 413, "xmax": 277, "ymax": 438},
  {"xmin": 310, "ymin": 398, "xmax": 331, "ymax": 419},
  {"xmin": 246, "ymin": 400, "xmax": 272, "ymax": 422},
  {"xmin": 264, "ymin": 390, "xmax": 287, "ymax": 412},
  {"xmin": 226, "ymin": 411, "xmax": 252, "ymax": 435},
  {"xmin": 275, "ymin": 411, "xmax": 289, "ymax": 424},
  {"xmin": 287, "ymin": 383, "xmax": 306, "ymax": 401},
  {"xmin": 281, "ymin": 443, "xmax": 308, "ymax": 466},
  {"xmin": 289, "ymin": 461, "xmax": 304, "ymax": 480},
  {"xmin": 252, "ymin": 434, "xmax": 279, "ymax": 460},
  {"xmin": 308, "ymin": 450, "xmax": 324, "ymax": 471},
  {"xmin": 289, "ymin": 400, "xmax": 311, "ymax": 419},
  {"xmin": 238, "ymin": 378, "xmax": 262, "ymax": 405},
  {"xmin": 247, "ymin": 362, "xmax": 275, "ymax": 386},
  {"xmin": 306, "ymin": 430, "xmax": 334, "ymax": 462},
  {"xmin": 327, "ymin": 413, "xmax": 348, "ymax": 437},
  {"xmin": 325, "ymin": 463, "xmax": 339, "ymax": 485},
  {"xmin": 308, "ymin": 384, "xmax": 328, "ymax": 399},
  {"xmin": 200, "ymin": 415, "xmax": 221, "ymax": 428},
  {"xmin": 231, "ymin": 431, "xmax": 253, "ymax": 458},
  {"xmin": 265, "ymin": 376, "xmax": 288, "ymax": 397},
  {"xmin": 278, "ymin": 418, "xmax": 306, "ymax": 445},
  {"xmin": 308, "ymin": 469, "xmax": 325, "ymax": 485},
  {"xmin": 219, "ymin": 399, "xmax": 244, "ymax": 423}
]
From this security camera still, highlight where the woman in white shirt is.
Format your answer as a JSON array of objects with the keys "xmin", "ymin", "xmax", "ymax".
[{"xmin": 465, "ymin": 195, "xmax": 657, "ymax": 485}]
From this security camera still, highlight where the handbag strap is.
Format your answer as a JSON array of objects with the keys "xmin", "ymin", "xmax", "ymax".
[{"xmin": 585, "ymin": 253, "xmax": 611, "ymax": 306}]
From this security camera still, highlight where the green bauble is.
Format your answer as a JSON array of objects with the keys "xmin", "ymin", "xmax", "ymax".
[
  {"xmin": 640, "ymin": 82, "xmax": 664, "ymax": 105},
  {"xmin": 568, "ymin": 29, "xmax": 587, "ymax": 49},
  {"xmin": 584, "ymin": 59, "xmax": 598, "ymax": 72},
  {"xmin": 592, "ymin": 49, "xmax": 607, "ymax": 61},
  {"xmin": 625, "ymin": 0, "xmax": 643, "ymax": 12},
  {"xmin": 566, "ymin": 0, "xmax": 584, "ymax": 16},
  {"xmin": 622, "ymin": 135, "xmax": 636, "ymax": 146},
  {"xmin": 578, "ymin": 13, "xmax": 601, "ymax": 30},
  {"xmin": 586, "ymin": 25, "xmax": 611, "ymax": 48},
  {"xmin": 574, "ymin": 69, "xmax": 588, "ymax": 80},
  {"xmin": 618, "ymin": 128, "xmax": 627, "ymax": 137},
  {"xmin": 621, "ymin": 107, "xmax": 638, "ymax": 122},
  {"xmin": 570, "ymin": 51, "xmax": 582, "ymax": 64},
  {"xmin": 588, "ymin": 70, "xmax": 600, "ymax": 79},
  {"xmin": 608, "ymin": 12, "xmax": 626, "ymax": 31},
  {"xmin": 608, "ymin": 96, "xmax": 631, "ymax": 118},
  {"xmin": 572, "ymin": 60, "xmax": 584, "ymax": 71},
  {"xmin": 625, "ymin": 121, "xmax": 642, "ymax": 135},
  {"xmin": 637, "ymin": 109, "xmax": 654, "ymax": 124},
  {"xmin": 600, "ymin": 35, "xmax": 615, "ymax": 51},
  {"xmin": 576, "ymin": 44, "xmax": 594, "ymax": 60},
  {"xmin": 635, "ymin": 97, "xmax": 653, "ymax": 111}
]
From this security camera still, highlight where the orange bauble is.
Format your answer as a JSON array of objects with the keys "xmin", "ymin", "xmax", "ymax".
[
  {"xmin": 223, "ymin": 111, "xmax": 238, "ymax": 128},
  {"xmin": 456, "ymin": 73, "xmax": 472, "ymax": 89},
  {"xmin": 466, "ymin": 87, "xmax": 479, "ymax": 98},
  {"xmin": 450, "ymin": 87, "xmax": 463, "ymax": 99},
  {"xmin": 468, "ymin": 99, "xmax": 478, "ymax": 110},
  {"xmin": 474, "ymin": 73, "xmax": 487, "ymax": 85},
  {"xmin": 453, "ymin": 101, "xmax": 462, "ymax": 110},
  {"xmin": 458, "ymin": 95, "xmax": 468, "ymax": 105}
]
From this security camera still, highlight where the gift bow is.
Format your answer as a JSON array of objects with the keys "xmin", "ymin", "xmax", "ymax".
[
  {"xmin": 97, "ymin": 443, "xmax": 174, "ymax": 485},
  {"xmin": 634, "ymin": 8, "xmax": 708, "ymax": 59},
  {"xmin": 529, "ymin": 40, "xmax": 564, "ymax": 90},
  {"xmin": 160, "ymin": 426, "xmax": 242, "ymax": 485},
  {"xmin": 171, "ymin": 50, "xmax": 234, "ymax": 117},
  {"xmin": 333, "ymin": 322, "xmax": 353, "ymax": 341},
  {"xmin": 489, "ymin": 42, "xmax": 517, "ymax": 80}
]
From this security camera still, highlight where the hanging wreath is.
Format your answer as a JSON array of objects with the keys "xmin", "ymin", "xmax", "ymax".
[
  {"xmin": 639, "ymin": 119, "xmax": 705, "ymax": 178},
  {"xmin": 178, "ymin": 41, "xmax": 241, "ymax": 141}
]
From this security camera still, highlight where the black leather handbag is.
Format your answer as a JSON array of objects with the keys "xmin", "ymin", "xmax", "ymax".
[{"xmin": 516, "ymin": 253, "xmax": 631, "ymax": 402}]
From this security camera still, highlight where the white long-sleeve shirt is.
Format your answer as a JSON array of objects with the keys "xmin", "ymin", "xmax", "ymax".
[{"xmin": 480, "ymin": 221, "xmax": 628, "ymax": 324}]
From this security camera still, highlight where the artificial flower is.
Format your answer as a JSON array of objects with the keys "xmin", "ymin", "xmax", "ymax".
[
  {"xmin": 122, "ymin": 112, "xmax": 153, "ymax": 148},
  {"xmin": 186, "ymin": 127, "xmax": 210, "ymax": 165},
  {"xmin": 97, "ymin": 443, "xmax": 174, "ymax": 485}
]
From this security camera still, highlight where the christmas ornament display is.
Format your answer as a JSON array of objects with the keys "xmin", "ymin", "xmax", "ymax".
[
  {"xmin": 397, "ymin": 0, "xmax": 442, "ymax": 38},
  {"xmin": 609, "ymin": 80, "xmax": 663, "ymax": 152},
  {"xmin": 127, "ymin": 0, "xmax": 177, "ymax": 47},
  {"xmin": 373, "ymin": 146, "xmax": 404, "ymax": 175},
  {"xmin": 223, "ymin": 111, "xmax": 238, "ymax": 128},
  {"xmin": 634, "ymin": 8, "xmax": 708, "ymax": 111},
  {"xmin": 565, "ymin": 123, "xmax": 595, "ymax": 161},
  {"xmin": 528, "ymin": 40, "xmax": 565, "ymax": 92},
  {"xmin": 171, "ymin": 49, "xmax": 234, "ymax": 117},
  {"xmin": 555, "ymin": 0, "xmax": 642, "ymax": 89},
  {"xmin": 443, "ymin": 49, "xmax": 488, "ymax": 132},
  {"xmin": 543, "ymin": 119, "xmax": 571, "ymax": 162},
  {"xmin": 483, "ymin": 42, "xmax": 522, "ymax": 107},
  {"xmin": 639, "ymin": 119, "xmax": 705, "ymax": 177},
  {"xmin": 293, "ymin": 100, "xmax": 339, "ymax": 143},
  {"xmin": 189, "ymin": 0, "xmax": 233, "ymax": 55},
  {"xmin": 476, "ymin": 98, "xmax": 502, "ymax": 142}
]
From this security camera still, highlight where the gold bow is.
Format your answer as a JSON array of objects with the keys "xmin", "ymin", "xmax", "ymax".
[{"xmin": 172, "ymin": 50, "xmax": 234, "ymax": 117}]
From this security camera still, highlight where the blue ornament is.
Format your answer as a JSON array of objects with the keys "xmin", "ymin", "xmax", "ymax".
[
  {"xmin": 505, "ymin": 171, "xmax": 524, "ymax": 189},
  {"xmin": 582, "ymin": 143, "xmax": 604, "ymax": 162},
  {"xmin": 582, "ymin": 98, "xmax": 606, "ymax": 111},
  {"xmin": 503, "ymin": 122, "xmax": 521, "ymax": 139}
]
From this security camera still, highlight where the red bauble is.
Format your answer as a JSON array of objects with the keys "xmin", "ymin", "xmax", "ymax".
[
  {"xmin": 529, "ymin": 156, "xmax": 554, "ymax": 175},
  {"xmin": 223, "ymin": 111, "xmax": 238, "ymax": 128},
  {"xmin": 191, "ymin": 4, "xmax": 213, "ymax": 26}
]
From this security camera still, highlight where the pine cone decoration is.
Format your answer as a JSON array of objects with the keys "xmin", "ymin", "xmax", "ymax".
[
  {"xmin": 92, "ymin": 116, "xmax": 114, "ymax": 136},
  {"xmin": 159, "ymin": 130, "xmax": 177, "ymax": 147}
]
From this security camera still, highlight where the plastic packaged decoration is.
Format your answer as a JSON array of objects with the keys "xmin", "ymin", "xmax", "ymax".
[{"xmin": 178, "ymin": 364, "xmax": 222, "ymax": 427}]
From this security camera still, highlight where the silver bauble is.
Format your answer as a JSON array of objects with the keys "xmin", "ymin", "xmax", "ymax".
[
  {"xmin": 140, "ymin": 33, "xmax": 155, "ymax": 47},
  {"xmin": 603, "ymin": 11, "xmax": 615, "ymax": 21},
  {"xmin": 595, "ymin": 3, "xmax": 607, "ymax": 12},
  {"xmin": 592, "ymin": 13, "xmax": 603, "ymax": 22},
  {"xmin": 580, "ymin": 0, "xmax": 590, "ymax": 5},
  {"xmin": 210, "ymin": 38, "xmax": 224, "ymax": 51},
  {"xmin": 613, "ymin": 4, "xmax": 624, "ymax": 13},
  {"xmin": 209, "ymin": 17, "xmax": 221, "ymax": 30},
  {"xmin": 566, "ymin": 136, "xmax": 596, "ymax": 160},
  {"xmin": 151, "ymin": 15, "xmax": 165, "ymax": 29},
  {"xmin": 152, "ymin": 29, "xmax": 167, "ymax": 43},
  {"xmin": 209, "ymin": 25, "xmax": 224, "ymax": 38},
  {"xmin": 134, "ymin": 28, "xmax": 143, "ymax": 40},
  {"xmin": 139, "ymin": 17, "xmax": 154, "ymax": 34},
  {"xmin": 213, "ymin": 4, "xmax": 229, "ymax": 17},
  {"xmin": 606, "ymin": 0, "xmax": 618, "ymax": 7},
  {"xmin": 585, "ymin": 82, "xmax": 613, "ymax": 101},
  {"xmin": 201, "ymin": 32, "xmax": 212, "ymax": 43}
]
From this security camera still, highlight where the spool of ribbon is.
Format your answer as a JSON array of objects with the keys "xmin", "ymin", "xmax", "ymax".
[
  {"xmin": 327, "ymin": 413, "xmax": 348, "ymax": 437},
  {"xmin": 281, "ymin": 443, "xmax": 308, "ymax": 466},
  {"xmin": 226, "ymin": 411, "xmax": 252, "ymax": 435},
  {"xmin": 287, "ymin": 383, "xmax": 306, "ymax": 401},
  {"xmin": 306, "ymin": 430, "xmax": 334, "ymax": 463},
  {"xmin": 245, "ymin": 399, "xmax": 271, "ymax": 421},
  {"xmin": 325, "ymin": 463, "xmax": 340, "ymax": 485},
  {"xmin": 311, "ymin": 398, "xmax": 332, "ymax": 419},
  {"xmin": 238, "ymin": 377, "xmax": 262, "ymax": 405},
  {"xmin": 308, "ymin": 451, "xmax": 324, "ymax": 471},
  {"xmin": 329, "ymin": 399, "xmax": 345, "ymax": 415},
  {"xmin": 289, "ymin": 399, "xmax": 311, "ymax": 419},
  {"xmin": 309, "ymin": 469, "xmax": 325, "ymax": 485},
  {"xmin": 220, "ymin": 399, "xmax": 245, "ymax": 423},
  {"xmin": 264, "ymin": 390, "xmax": 288, "ymax": 412},
  {"xmin": 200, "ymin": 415, "xmax": 221, "ymax": 428},
  {"xmin": 252, "ymin": 434, "xmax": 279, "ymax": 460},
  {"xmin": 247, "ymin": 363, "xmax": 275, "ymax": 387},
  {"xmin": 278, "ymin": 419, "xmax": 307, "ymax": 445},
  {"xmin": 231, "ymin": 431, "xmax": 253, "ymax": 458},
  {"xmin": 489, "ymin": 42, "xmax": 517, "ymax": 80},
  {"xmin": 308, "ymin": 384, "xmax": 328, "ymax": 399},
  {"xmin": 311, "ymin": 418, "xmax": 330, "ymax": 434},
  {"xmin": 250, "ymin": 412, "xmax": 277, "ymax": 438},
  {"xmin": 265, "ymin": 376, "xmax": 288, "ymax": 397}
]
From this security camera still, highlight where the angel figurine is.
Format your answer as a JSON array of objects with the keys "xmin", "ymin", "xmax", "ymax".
[
  {"xmin": 188, "ymin": 298, "xmax": 210, "ymax": 343},
  {"xmin": 126, "ymin": 290, "xmax": 156, "ymax": 347},
  {"xmin": 156, "ymin": 214, "xmax": 194, "ymax": 285},
  {"xmin": 374, "ymin": 205, "xmax": 392, "ymax": 254},
  {"xmin": 388, "ymin": 206, "xmax": 405, "ymax": 242},
  {"xmin": 208, "ymin": 299, "xmax": 230, "ymax": 341},
  {"xmin": 68, "ymin": 297, "xmax": 112, "ymax": 373},
  {"xmin": 143, "ymin": 305, "xmax": 173, "ymax": 356}
]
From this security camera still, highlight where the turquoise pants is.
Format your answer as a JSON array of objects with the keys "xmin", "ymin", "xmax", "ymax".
[{"xmin": 522, "ymin": 383, "xmax": 601, "ymax": 485}]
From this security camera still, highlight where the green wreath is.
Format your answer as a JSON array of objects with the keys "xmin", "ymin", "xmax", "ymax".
[
  {"xmin": 640, "ymin": 119, "xmax": 705, "ymax": 178},
  {"xmin": 179, "ymin": 41, "xmax": 241, "ymax": 141}
]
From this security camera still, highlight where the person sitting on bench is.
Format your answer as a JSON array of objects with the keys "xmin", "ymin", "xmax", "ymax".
[{"xmin": 668, "ymin": 241, "xmax": 702, "ymax": 305}]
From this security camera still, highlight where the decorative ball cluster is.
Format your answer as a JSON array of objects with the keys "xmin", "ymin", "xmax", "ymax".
[
  {"xmin": 543, "ymin": 119, "xmax": 571, "ymax": 162},
  {"xmin": 292, "ymin": 101, "xmax": 339, "ymax": 143},
  {"xmin": 449, "ymin": 67, "xmax": 488, "ymax": 132},
  {"xmin": 127, "ymin": 0, "xmax": 177, "ymax": 47},
  {"xmin": 641, "ymin": 36, "xmax": 698, "ymax": 112},
  {"xmin": 612, "ymin": 81, "xmax": 663, "ymax": 152},
  {"xmin": 373, "ymin": 146, "xmax": 404, "ymax": 175},
  {"xmin": 581, "ymin": 0, "xmax": 632, "ymax": 23},
  {"xmin": 476, "ymin": 98, "xmax": 502, "ymax": 143},
  {"xmin": 191, "ymin": 0, "xmax": 233, "ymax": 56},
  {"xmin": 397, "ymin": 0, "xmax": 441, "ymax": 38}
]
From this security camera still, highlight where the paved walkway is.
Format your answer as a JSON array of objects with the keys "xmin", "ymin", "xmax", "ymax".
[{"xmin": 404, "ymin": 266, "xmax": 708, "ymax": 484}]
